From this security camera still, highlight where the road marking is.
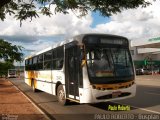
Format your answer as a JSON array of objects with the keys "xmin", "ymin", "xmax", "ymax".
[
  {"xmin": 113, "ymin": 101, "xmax": 160, "ymax": 114},
  {"xmin": 145, "ymin": 92, "xmax": 160, "ymax": 96},
  {"xmin": 136, "ymin": 79, "xmax": 151, "ymax": 81}
]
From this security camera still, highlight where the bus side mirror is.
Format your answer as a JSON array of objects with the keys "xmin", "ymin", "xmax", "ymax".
[
  {"xmin": 80, "ymin": 49, "xmax": 86, "ymax": 67},
  {"xmin": 78, "ymin": 45, "xmax": 86, "ymax": 67},
  {"xmin": 81, "ymin": 60, "xmax": 86, "ymax": 67}
]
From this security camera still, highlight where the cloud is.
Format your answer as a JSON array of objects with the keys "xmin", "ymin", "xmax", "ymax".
[
  {"xmin": 0, "ymin": 35, "xmax": 38, "ymax": 43},
  {"xmin": 0, "ymin": 5, "xmax": 93, "ymax": 53},
  {"xmin": 93, "ymin": 0, "xmax": 160, "ymax": 39},
  {"xmin": 0, "ymin": 34, "xmax": 65, "ymax": 44},
  {"xmin": 0, "ymin": 5, "xmax": 93, "ymax": 45}
]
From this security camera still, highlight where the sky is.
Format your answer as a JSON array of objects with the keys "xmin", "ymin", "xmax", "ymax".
[{"xmin": 0, "ymin": 0, "xmax": 160, "ymax": 65}]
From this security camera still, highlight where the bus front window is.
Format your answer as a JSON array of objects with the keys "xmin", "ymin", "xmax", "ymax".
[{"xmin": 86, "ymin": 47, "xmax": 133, "ymax": 78}]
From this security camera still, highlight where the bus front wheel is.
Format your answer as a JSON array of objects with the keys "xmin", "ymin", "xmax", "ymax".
[{"xmin": 57, "ymin": 85, "xmax": 68, "ymax": 105}]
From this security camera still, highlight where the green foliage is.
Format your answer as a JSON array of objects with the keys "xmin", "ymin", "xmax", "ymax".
[
  {"xmin": 0, "ymin": 39, "xmax": 23, "ymax": 63},
  {"xmin": 0, "ymin": 0, "xmax": 153, "ymax": 25},
  {"xmin": 14, "ymin": 3, "xmax": 39, "ymax": 26},
  {"xmin": 0, "ymin": 61, "xmax": 14, "ymax": 76}
]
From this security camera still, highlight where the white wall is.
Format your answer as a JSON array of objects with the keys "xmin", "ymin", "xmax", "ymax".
[{"xmin": 130, "ymin": 47, "xmax": 160, "ymax": 61}]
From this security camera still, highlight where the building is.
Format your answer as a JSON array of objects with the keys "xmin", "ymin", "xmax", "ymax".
[{"xmin": 130, "ymin": 35, "xmax": 160, "ymax": 70}]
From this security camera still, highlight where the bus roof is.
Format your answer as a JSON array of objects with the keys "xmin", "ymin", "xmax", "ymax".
[{"xmin": 25, "ymin": 33, "xmax": 128, "ymax": 59}]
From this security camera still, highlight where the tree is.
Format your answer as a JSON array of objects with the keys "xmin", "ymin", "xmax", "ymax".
[
  {"xmin": 0, "ymin": 0, "xmax": 152, "ymax": 26},
  {"xmin": 0, "ymin": 39, "xmax": 23, "ymax": 63},
  {"xmin": 0, "ymin": 61, "xmax": 14, "ymax": 77}
]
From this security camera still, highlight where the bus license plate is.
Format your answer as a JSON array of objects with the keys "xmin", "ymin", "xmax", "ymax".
[{"xmin": 112, "ymin": 91, "xmax": 121, "ymax": 98}]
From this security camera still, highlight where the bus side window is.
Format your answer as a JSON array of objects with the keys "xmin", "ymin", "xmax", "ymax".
[
  {"xmin": 38, "ymin": 54, "xmax": 43, "ymax": 70},
  {"xmin": 28, "ymin": 58, "xmax": 33, "ymax": 70},
  {"xmin": 52, "ymin": 49, "xmax": 56, "ymax": 69},
  {"xmin": 25, "ymin": 59, "xmax": 29, "ymax": 70},
  {"xmin": 33, "ymin": 56, "xmax": 38, "ymax": 70},
  {"xmin": 44, "ymin": 50, "xmax": 52, "ymax": 70},
  {"xmin": 52, "ymin": 46, "xmax": 64, "ymax": 70},
  {"xmin": 56, "ymin": 46, "xmax": 64, "ymax": 69}
]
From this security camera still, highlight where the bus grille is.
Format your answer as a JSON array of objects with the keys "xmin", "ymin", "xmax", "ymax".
[
  {"xmin": 92, "ymin": 81, "xmax": 134, "ymax": 90},
  {"xmin": 96, "ymin": 92, "xmax": 131, "ymax": 100}
]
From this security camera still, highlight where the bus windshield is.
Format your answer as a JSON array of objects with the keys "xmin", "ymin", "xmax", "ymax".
[{"xmin": 86, "ymin": 47, "xmax": 134, "ymax": 78}]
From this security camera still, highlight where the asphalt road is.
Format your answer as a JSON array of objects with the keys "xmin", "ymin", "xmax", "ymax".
[{"xmin": 8, "ymin": 76, "xmax": 160, "ymax": 120}]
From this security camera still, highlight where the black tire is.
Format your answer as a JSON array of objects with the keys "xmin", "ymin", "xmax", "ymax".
[
  {"xmin": 32, "ymin": 80, "xmax": 38, "ymax": 92},
  {"xmin": 57, "ymin": 85, "xmax": 68, "ymax": 105}
]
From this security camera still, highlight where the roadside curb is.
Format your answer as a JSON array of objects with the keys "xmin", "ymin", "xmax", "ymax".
[{"xmin": 8, "ymin": 79, "xmax": 54, "ymax": 120}]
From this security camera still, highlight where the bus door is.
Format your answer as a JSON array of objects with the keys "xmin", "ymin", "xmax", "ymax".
[{"xmin": 65, "ymin": 43, "xmax": 82, "ymax": 101}]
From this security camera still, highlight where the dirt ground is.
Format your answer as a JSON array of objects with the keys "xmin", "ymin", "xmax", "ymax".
[{"xmin": 0, "ymin": 78, "xmax": 48, "ymax": 120}]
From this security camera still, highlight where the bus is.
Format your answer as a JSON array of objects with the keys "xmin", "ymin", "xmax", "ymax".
[
  {"xmin": 24, "ymin": 33, "xmax": 136, "ymax": 105},
  {"xmin": 8, "ymin": 69, "xmax": 17, "ymax": 78}
]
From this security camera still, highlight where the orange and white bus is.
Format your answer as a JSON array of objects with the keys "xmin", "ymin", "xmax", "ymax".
[{"xmin": 24, "ymin": 33, "xmax": 136, "ymax": 105}]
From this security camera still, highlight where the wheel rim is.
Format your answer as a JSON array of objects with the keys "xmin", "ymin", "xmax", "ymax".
[{"xmin": 58, "ymin": 89, "xmax": 65, "ymax": 102}]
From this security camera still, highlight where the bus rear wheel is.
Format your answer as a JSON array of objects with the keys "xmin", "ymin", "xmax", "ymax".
[{"xmin": 57, "ymin": 85, "xmax": 68, "ymax": 105}]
